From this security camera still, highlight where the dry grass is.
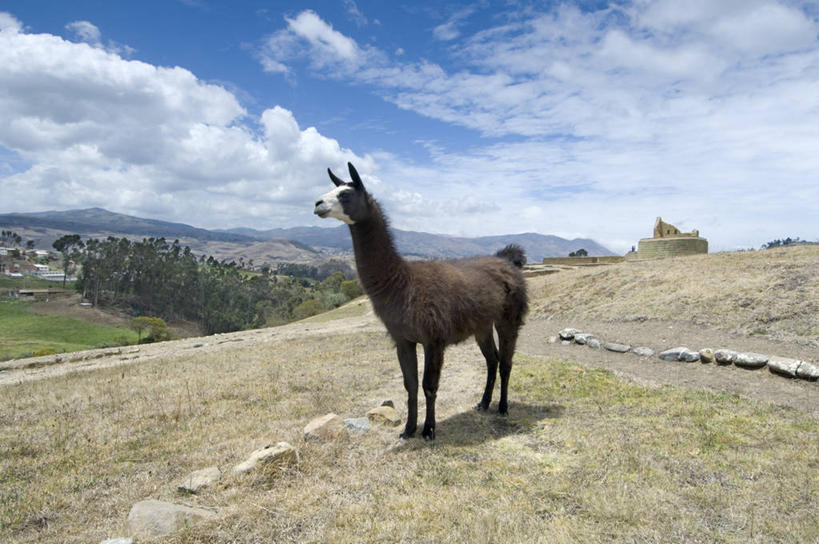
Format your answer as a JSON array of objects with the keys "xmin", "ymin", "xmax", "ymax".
[
  {"xmin": 2, "ymin": 331, "xmax": 817, "ymax": 543},
  {"xmin": 2, "ymin": 246, "xmax": 818, "ymax": 543},
  {"xmin": 529, "ymin": 245, "xmax": 819, "ymax": 342}
]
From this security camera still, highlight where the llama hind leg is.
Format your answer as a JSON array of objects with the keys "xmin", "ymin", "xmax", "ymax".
[
  {"xmin": 496, "ymin": 323, "xmax": 520, "ymax": 415},
  {"xmin": 396, "ymin": 340, "xmax": 418, "ymax": 439},
  {"xmin": 475, "ymin": 329, "xmax": 499, "ymax": 411},
  {"xmin": 421, "ymin": 343, "xmax": 444, "ymax": 440}
]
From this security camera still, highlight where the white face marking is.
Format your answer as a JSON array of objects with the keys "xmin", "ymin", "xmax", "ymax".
[{"xmin": 316, "ymin": 186, "xmax": 355, "ymax": 224}]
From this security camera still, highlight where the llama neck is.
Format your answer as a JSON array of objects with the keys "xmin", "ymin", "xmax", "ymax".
[{"xmin": 349, "ymin": 201, "xmax": 409, "ymax": 302}]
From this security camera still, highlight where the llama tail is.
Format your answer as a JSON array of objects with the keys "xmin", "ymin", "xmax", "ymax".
[{"xmin": 496, "ymin": 244, "xmax": 526, "ymax": 268}]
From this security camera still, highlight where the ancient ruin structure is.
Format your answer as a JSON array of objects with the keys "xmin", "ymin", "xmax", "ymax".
[{"xmin": 633, "ymin": 217, "xmax": 708, "ymax": 259}]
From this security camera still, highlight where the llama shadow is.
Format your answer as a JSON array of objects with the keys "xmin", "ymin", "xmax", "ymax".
[{"xmin": 391, "ymin": 401, "xmax": 564, "ymax": 450}]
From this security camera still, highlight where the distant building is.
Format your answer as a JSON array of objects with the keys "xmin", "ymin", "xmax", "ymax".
[{"xmin": 629, "ymin": 217, "xmax": 708, "ymax": 260}]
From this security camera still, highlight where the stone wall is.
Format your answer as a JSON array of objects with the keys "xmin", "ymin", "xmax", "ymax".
[
  {"xmin": 637, "ymin": 236, "xmax": 708, "ymax": 259},
  {"xmin": 540, "ymin": 256, "xmax": 626, "ymax": 266}
]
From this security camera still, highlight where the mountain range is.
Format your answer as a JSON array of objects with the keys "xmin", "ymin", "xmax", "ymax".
[{"xmin": 0, "ymin": 208, "xmax": 615, "ymax": 264}]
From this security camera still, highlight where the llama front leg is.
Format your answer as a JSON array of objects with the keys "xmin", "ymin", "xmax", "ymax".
[
  {"xmin": 421, "ymin": 343, "xmax": 444, "ymax": 440},
  {"xmin": 396, "ymin": 340, "xmax": 418, "ymax": 438}
]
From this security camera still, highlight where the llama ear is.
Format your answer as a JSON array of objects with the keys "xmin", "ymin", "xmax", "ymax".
[
  {"xmin": 327, "ymin": 168, "xmax": 345, "ymax": 187},
  {"xmin": 348, "ymin": 162, "xmax": 365, "ymax": 191}
]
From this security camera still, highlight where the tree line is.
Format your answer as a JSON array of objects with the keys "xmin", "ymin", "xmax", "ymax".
[{"xmin": 61, "ymin": 235, "xmax": 361, "ymax": 335}]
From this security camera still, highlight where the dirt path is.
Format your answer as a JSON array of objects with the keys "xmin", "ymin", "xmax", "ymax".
[
  {"xmin": 2, "ymin": 308, "xmax": 816, "ymax": 417},
  {"xmin": 518, "ymin": 317, "xmax": 819, "ymax": 417}
]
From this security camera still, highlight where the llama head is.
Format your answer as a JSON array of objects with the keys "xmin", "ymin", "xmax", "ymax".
[{"xmin": 314, "ymin": 162, "xmax": 371, "ymax": 225}]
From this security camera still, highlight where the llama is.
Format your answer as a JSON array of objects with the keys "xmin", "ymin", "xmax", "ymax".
[{"xmin": 314, "ymin": 163, "xmax": 528, "ymax": 440}]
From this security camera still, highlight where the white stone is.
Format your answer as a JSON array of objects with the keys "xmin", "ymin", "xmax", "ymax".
[
  {"xmin": 177, "ymin": 466, "xmax": 221, "ymax": 493},
  {"xmin": 232, "ymin": 442, "xmax": 297, "ymax": 474},
  {"xmin": 734, "ymin": 352, "xmax": 768, "ymax": 369},
  {"xmin": 125, "ymin": 500, "xmax": 217, "ymax": 540},
  {"xmin": 344, "ymin": 417, "xmax": 371, "ymax": 433},
  {"xmin": 796, "ymin": 361, "xmax": 819, "ymax": 381},
  {"xmin": 714, "ymin": 349, "xmax": 737, "ymax": 364},
  {"xmin": 366, "ymin": 405, "xmax": 402, "ymax": 427},
  {"xmin": 603, "ymin": 342, "xmax": 631, "ymax": 353},
  {"xmin": 559, "ymin": 328, "xmax": 580, "ymax": 340},
  {"xmin": 303, "ymin": 413, "xmax": 348, "ymax": 441}
]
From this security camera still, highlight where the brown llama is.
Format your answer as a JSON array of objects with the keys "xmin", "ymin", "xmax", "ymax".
[{"xmin": 314, "ymin": 163, "xmax": 528, "ymax": 440}]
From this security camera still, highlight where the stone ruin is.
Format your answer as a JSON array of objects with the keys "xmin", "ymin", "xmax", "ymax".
[{"xmin": 628, "ymin": 217, "xmax": 708, "ymax": 260}]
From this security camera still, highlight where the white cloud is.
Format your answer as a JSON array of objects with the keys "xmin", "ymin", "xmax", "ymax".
[
  {"xmin": 256, "ymin": 4, "xmax": 819, "ymax": 251},
  {"xmin": 65, "ymin": 20, "xmax": 101, "ymax": 44},
  {"xmin": 0, "ymin": 16, "xmax": 370, "ymax": 229},
  {"xmin": 0, "ymin": 11, "xmax": 21, "ymax": 33},
  {"xmin": 343, "ymin": 0, "xmax": 368, "ymax": 27},
  {"xmin": 433, "ymin": 21, "xmax": 460, "ymax": 41},
  {"xmin": 260, "ymin": 10, "xmax": 364, "ymax": 74}
]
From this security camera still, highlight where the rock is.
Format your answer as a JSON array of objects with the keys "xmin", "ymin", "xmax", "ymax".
[
  {"xmin": 573, "ymin": 333, "xmax": 593, "ymax": 345},
  {"xmin": 125, "ymin": 500, "xmax": 217, "ymax": 540},
  {"xmin": 559, "ymin": 328, "xmax": 580, "ymax": 340},
  {"xmin": 734, "ymin": 352, "xmax": 768, "ymax": 369},
  {"xmin": 714, "ymin": 349, "xmax": 737, "ymax": 365},
  {"xmin": 586, "ymin": 337, "xmax": 602, "ymax": 349},
  {"xmin": 101, "ymin": 539, "xmax": 133, "ymax": 544},
  {"xmin": 796, "ymin": 361, "xmax": 819, "ymax": 381},
  {"xmin": 380, "ymin": 399, "xmax": 395, "ymax": 408},
  {"xmin": 366, "ymin": 405, "xmax": 402, "ymax": 427},
  {"xmin": 659, "ymin": 347, "xmax": 689, "ymax": 361},
  {"xmin": 632, "ymin": 347, "xmax": 654, "ymax": 357},
  {"xmin": 303, "ymin": 413, "xmax": 348, "ymax": 441},
  {"xmin": 561, "ymin": 340, "xmax": 571, "ymax": 346},
  {"xmin": 344, "ymin": 417, "xmax": 371, "ymax": 433},
  {"xmin": 178, "ymin": 466, "xmax": 221, "ymax": 494},
  {"xmin": 232, "ymin": 442, "xmax": 297, "ymax": 474},
  {"xmin": 603, "ymin": 342, "xmax": 631, "ymax": 353},
  {"xmin": 768, "ymin": 356, "xmax": 804, "ymax": 378},
  {"xmin": 699, "ymin": 349, "xmax": 715, "ymax": 364},
  {"xmin": 680, "ymin": 349, "xmax": 700, "ymax": 362}
]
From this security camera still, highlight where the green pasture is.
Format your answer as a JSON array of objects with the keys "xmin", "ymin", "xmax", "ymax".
[{"xmin": 0, "ymin": 300, "xmax": 138, "ymax": 361}]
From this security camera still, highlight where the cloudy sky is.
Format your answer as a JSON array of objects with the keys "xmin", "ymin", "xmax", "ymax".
[{"xmin": 1, "ymin": 1, "xmax": 818, "ymax": 253}]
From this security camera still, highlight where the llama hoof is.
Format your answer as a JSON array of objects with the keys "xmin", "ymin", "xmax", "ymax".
[
  {"xmin": 399, "ymin": 430, "xmax": 415, "ymax": 439},
  {"xmin": 422, "ymin": 426, "xmax": 436, "ymax": 441},
  {"xmin": 498, "ymin": 403, "xmax": 508, "ymax": 416},
  {"xmin": 474, "ymin": 402, "xmax": 490, "ymax": 412}
]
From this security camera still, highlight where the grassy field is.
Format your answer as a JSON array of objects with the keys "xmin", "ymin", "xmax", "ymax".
[
  {"xmin": 0, "ymin": 276, "xmax": 75, "ymax": 290},
  {"xmin": 1, "ymin": 246, "xmax": 817, "ymax": 543},
  {"xmin": 0, "ymin": 300, "xmax": 139, "ymax": 361},
  {"xmin": 1, "ymin": 329, "xmax": 816, "ymax": 543}
]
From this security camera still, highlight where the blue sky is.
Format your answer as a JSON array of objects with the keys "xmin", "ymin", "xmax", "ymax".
[{"xmin": 1, "ymin": 1, "xmax": 818, "ymax": 253}]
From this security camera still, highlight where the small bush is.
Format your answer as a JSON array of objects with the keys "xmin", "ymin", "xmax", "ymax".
[
  {"xmin": 292, "ymin": 299, "xmax": 325, "ymax": 321},
  {"xmin": 340, "ymin": 279, "xmax": 363, "ymax": 300},
  {"xmin": 32, "ymin": 347, "xmax": 57, "ymax": 357},
  {"xmin": 130, "ymin": 316, "xmax": 170, "ymax": 344}
]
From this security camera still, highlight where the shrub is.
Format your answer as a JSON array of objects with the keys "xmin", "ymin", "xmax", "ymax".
[
  {"xmin": 130, "ymin": 316, "xmax": 170, "ymax": 344},
  {"xmin": 292, "ymin": 299, "xmax": 325, "ymax": 321},
  {"xmin": 32, "ymin": 347, "xmax": 57, "ymax": 357},
  {"xmin": 340, "ymin": 279, "xmax": 363, "ymax": 300}
]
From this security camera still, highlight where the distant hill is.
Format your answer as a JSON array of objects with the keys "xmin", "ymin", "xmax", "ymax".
[
  {"xmin": 0, "ymin": 208, "xmax": 253, "ymax": 243},
  {"xmin": 1, "ymin": 208, "xmax": 614, "ymax": 264},
  {"xmin": 223, "ymin": 226, "xmax": 614, "ymax": 262}
]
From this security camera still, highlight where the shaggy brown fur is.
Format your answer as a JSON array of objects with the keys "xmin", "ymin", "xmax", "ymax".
[{"xmin": 315, "ymin": 163, "xmax": 528, "ymax": 440}]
